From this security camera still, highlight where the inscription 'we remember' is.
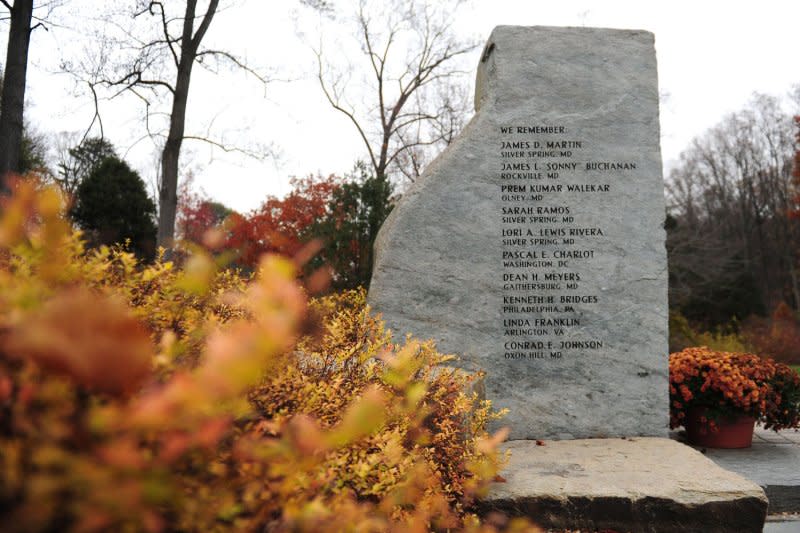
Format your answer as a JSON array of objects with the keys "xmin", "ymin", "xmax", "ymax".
[{"xmin": 499, "ymin": 124, "xmax": 636, "ymax": 362}]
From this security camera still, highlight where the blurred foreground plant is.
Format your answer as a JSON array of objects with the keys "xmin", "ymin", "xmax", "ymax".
[{"xmin": 0, "ymin": 180, "xmax": 537, "ymax": 532}]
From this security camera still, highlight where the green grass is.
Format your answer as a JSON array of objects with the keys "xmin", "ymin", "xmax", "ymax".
[{"xmin": 792, "ymin": 365, "xmax": 800, "ymax": 375}]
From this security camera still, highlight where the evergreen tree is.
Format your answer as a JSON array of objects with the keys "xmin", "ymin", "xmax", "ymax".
[
  {"xmin": 70, "ymin": 157, "xmax": 157, "ymax": 260},
  {"xmin": 309, "ymin": 162, "xmax": 394, "ymax": 289},
  {"xmin": 57, "ymin": 137, "xmax": 118, "ymax": 196}
]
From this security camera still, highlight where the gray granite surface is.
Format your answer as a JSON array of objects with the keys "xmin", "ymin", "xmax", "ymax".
[{"xmin": 369, "ymin": 26, "xmax": 668, "ymax": 439}]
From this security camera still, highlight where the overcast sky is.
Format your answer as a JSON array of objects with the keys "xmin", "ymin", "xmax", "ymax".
[{"xmin": 7, "ymin": 0, "xmax": 800, "ymax": 212}]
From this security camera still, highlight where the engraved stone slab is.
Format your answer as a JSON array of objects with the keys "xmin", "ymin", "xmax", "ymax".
[{"xmin": 368, "ymin": 26, "xmax": 669, "ymax": 439}]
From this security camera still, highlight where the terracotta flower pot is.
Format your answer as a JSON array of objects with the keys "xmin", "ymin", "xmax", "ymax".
[{"xmin": 685, "ymin": 406, "xmax": 756, "ymax": 449}]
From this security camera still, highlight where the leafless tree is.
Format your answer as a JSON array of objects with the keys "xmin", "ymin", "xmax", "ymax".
[
  {"xmin": 70, "ymin": 0, "xmax": 271, "ymax": 247},
  {"xmin": 392, "ymin": 81, "xmax": 470, "ymax": 182},
  {"xmin": 313, "ymin": 0, "xmax": 477, "ymax": 183},
  {"xmin": 666, "ymin": 92, "xmax": 799, "ymax": 319}
]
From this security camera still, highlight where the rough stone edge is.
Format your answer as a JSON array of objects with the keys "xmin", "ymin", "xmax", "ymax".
[
  {"xmin": 474, "ymin": 25, "xmax": 656, "ymax": 112},
  {"xmin": 477, "ymin": 495, "xmax": 767, "ymax": 533}
]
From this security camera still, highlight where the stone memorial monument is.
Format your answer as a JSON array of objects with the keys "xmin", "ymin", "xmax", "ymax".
[{"xmin": 368, "ymin": 26, "xmax": 669, "ymax": 440}]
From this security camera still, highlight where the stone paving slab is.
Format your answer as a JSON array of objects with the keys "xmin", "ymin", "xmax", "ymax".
[
  {"xmin": 674, "ymin": 427, "xmax": 800, "ymax": 514},
  {"xmin": 753, "ymin": 428, "xmax": 800, "ymax": 445},
  {"xmin": 764, "ymin": 514, "xmax": 800, "ymax": 533},
  {"xmin": 480, "ymin": 438, "xmax": 767, "ymax": 532}
]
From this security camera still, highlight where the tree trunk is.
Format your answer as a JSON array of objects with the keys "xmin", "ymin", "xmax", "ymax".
[
  {"xmin": 0, "ymin": 0, "xmax": 34, "ymax": 190},
  {"xmin": 790, "ymin": 266, "xmax": 800, "ymax": 312},
  {"xmin": 156, "ymin": 59, "xmax": 192, "ymax": 248},
  {"xmin": 156, "ymin": 0, "xmax": 198, "ymax": 249},
  {"xmin": 156, "ymin": 0, "xmax": 218, "ymax": 249}
]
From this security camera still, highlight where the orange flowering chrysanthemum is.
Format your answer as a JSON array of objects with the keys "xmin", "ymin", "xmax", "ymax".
[{"xmin": 669, "ymin": 347, "xmax": 800, "ymax": 431}]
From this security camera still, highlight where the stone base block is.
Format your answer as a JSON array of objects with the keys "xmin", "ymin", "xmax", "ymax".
[{"xmin": 479, "ymin": 438, "xmax": 767, "ymax": 533}]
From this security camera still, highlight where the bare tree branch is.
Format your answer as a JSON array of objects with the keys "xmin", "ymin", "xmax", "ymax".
[
  {"xmin": 101, "ymin": 69, "xmax": 176, "ymax": 95},
  {"xmin": 182, "ymin": 135, "xmax": 269, "ymax": 159},
  {"xmin": 315, "ymin": 42, "xmax": 378, "ymax": 173},
  {"xmin": 191, "ymin": 0, "xmax": 219, "ymax": 50},
  {"xmin": 147, "ymin": 1, "xmax": 180, "ymax": 67},
  {"xmin": 196, "ymin": 49, "xmax": 270, "ymax": 85},
  {"xmin": 313, "ymin": 0, "xmax": 477, "ymax": 182},
  {"xmin": 82, "ymin": 81, "xmax": 105, "ymax": 144}
]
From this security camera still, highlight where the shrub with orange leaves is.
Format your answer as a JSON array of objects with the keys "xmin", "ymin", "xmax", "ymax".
[
  {"xmin": 669, "ymin": 347, "xmax": 800, "ymax": 432},
  {"xmin": 740, "ymin": 302, "xmax": 800, "ymax": 365},
  {"xmin": 0, "ymin": 180, "xmax": 539, "ymax": 532},
  {"xmin": 177, "ymin": 174, "xmax": 341, "ymax": 272}
]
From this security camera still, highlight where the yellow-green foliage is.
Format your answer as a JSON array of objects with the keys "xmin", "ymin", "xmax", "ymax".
[
  {"xmin": 248, "ymin": 289, "xmax": 504, "ymax": 524},
  {"xmin": 0, "ymin": 181, "xmax": 539, "ymax": 533},
  {"xmin": 669, "ymin": 311, "xmax": 751, "ymax": 353},
  {"xmin": 693, "ymin": 329, "xmax": 751, "ymax": 354}
]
